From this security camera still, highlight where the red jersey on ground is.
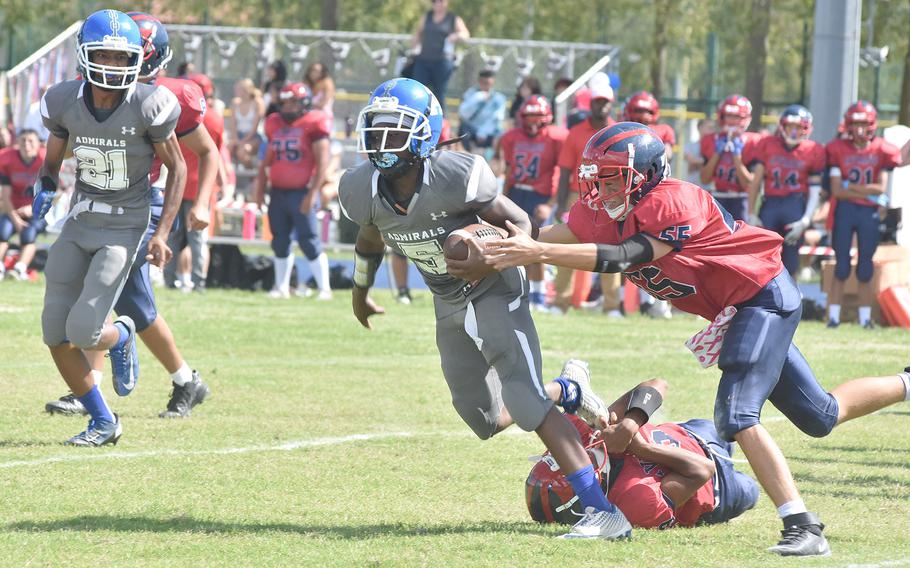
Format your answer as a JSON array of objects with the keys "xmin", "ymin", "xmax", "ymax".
[
  {"xmin": 149, "ymin": 76, "xmax": 206, "ymax": 185},
  {"xmin": 263, "ymin": 110, "xmax": 331, "ymax": 190},
  {"xmin": 567, "ymin": 178, "xmax": 783, "ymax": 320},
  {"xmin": 825, "ymin": 136, "xmax": 901, "ymax": 208},
  {"xmin": 699, "ymin": 131, "xmax": 762, "ymax": 194},
  {"xmin": 558, "ymin": 118, "xmax": 615, "ymax": 192},
  {"xmin": 752, "ymin": 135, "xmax": 826, "ymax": 198},
  {"xmin": 181, "ymin": 106, "xmax": 224, "ymax": 201},
  {"xmin": 608, "ymin": 422, "xmax": 715, "ymax": 528},
  {"xmin": 649, "ymin": 123, "xmax": 676, "ymax": 147},
  {"xmin": 0, "ymin": 147, "xmax": 45, "ymax": 209},
  {"xmin": 500, "ymin": 124, "xmax": 568, "ymax": 197}
]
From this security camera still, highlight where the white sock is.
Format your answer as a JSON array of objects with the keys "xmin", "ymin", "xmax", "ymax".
[
  {"xmin": 91, "ymin": 369, "xmax": 103, "ymax": 386},
  {"xmin": 178, "ymin": 272, "xmax": 191, "ymax": 285},
  {"xmin": 858, "ymin": 306, "xmax": 871, "ymax": 325},
  {"xmin": 777, "ymin": 499, "xmax": 807, "ymax": 519},
  {"xmin": 529, "ymin": 280, "xmax": 544, "ymax": 294},
  {"xmin": 14, "ymin": 261, "xmax": 27, "ymax": 273},
  {"xmin": 639, "ymin": 289, "xmax": 655, "ymax": 305},
  {"xmin": 828, "ymin": 304, "xmax": 841, "ymax": 323},
  {"xmin": 273, "ymin": 255, "xmax": 294, "ymax": 292},
  {"xmin": 171, "ymin": 362, "xmax": 194, "ymax": 386},
  {"xmin": 309, "ymin": 252, "xmax": 330, "ymax": 292},
  {"xmin": 898, "ymin": 372, "xmax": 910, "ymax": 401}
]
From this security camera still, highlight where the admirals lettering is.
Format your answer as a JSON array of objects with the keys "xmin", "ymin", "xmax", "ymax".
[{"xmin": 74, "ymin": 136, "xmax": 127, "ymax": 148}]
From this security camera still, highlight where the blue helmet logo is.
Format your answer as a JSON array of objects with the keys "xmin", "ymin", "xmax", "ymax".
[{"xmin": 77, "ymin": 10, "xmax": 143, "ymax": 90}]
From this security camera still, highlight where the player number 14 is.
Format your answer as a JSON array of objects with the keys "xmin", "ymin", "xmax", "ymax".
[{"xmin": 73, "ymin": 146, "xmax": 129, "ymax": 191}]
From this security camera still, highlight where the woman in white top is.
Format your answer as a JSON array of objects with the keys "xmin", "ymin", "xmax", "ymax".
[
  {"xmin": 304, "ymin": 62, "xmax": 335, "ymax": 135},
  {"xmin": 229, "ymin": 78, "xmax": 265, "ymax": 169}
]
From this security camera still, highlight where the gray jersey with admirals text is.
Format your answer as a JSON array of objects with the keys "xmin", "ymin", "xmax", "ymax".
[
  {"xmin": 41, "ymin": 80, "xmax": 180, "ymax": 209},
  {"xmin": 339, "ymin": 151, "xmax": 500, "ymax": 303}
]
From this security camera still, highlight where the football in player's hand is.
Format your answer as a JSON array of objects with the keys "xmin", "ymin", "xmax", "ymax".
[{"xmin": 443, "ymin": 223, "xmax": 508, "ymax": 261}]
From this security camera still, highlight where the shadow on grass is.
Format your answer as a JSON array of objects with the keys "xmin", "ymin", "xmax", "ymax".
[{"xmin": 4, "ymin": 516, "xmax": 556, "ymax": 538}]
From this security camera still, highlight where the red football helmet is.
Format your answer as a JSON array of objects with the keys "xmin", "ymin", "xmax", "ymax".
[
  {"xmin": 526, "ymin": 414, "xmax": 609, "ymax": 524},
  {"xmin": 717, "ymin": 94, "xmax": 752, "ymax": 132},
  {"xmin": 843, "ymin": 100, "xmax": 877, "ymax": 142},
  {"xmin": 577, "ymin": 122, "xmax": 668, "ymax": 220},
  {"xmin": 519, "ymin": 95, "xmax": 553, "ymax": 136},
  {"xmin": 623, "ymin": 91, "xmax": 660, "ymax": 124},
  {"xmin": 278, "ymin": 82, "xmax": 311, "ymax": 122}
]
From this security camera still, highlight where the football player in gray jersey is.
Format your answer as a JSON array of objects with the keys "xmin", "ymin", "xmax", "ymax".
[
  {"xmin": 339, "ymin": 78, "xmax": 634, "ymax": 539},
  {"xmin": 32, "ymin": 10, "xmax": 187, "ymax": 446}
]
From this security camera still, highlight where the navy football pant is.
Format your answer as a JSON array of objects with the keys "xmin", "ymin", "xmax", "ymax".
[
  {"xmin": 714, "ymin": 271, "xmax": 840, "ymax": 441},
  {"xmin": 833, "ymin": 200, "xmax": 879, "ymax": 283},
  {"xmin": 759, "ymin": 194, "xmax": 806, "ymax": 276},
  {"xmin": 268, "ymin": 188, "xmax": 321, "ymax": 261},
  {"xmin": 715, "ymin": 196, "xmax": 747, "ymax": 222},
  {"xmin": 679, "ymin": 418, "xmax": 759, "ymax": 525}
]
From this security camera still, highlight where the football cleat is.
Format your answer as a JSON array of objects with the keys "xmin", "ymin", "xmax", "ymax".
[
  {"xmin": 558, "ymin": 506, "xmax": 632, "ymax": 540},
  {"xmin": 45, "ymin": 393, "xmax": 88, "ymax": 416},
  {"xmin": 316, "ymin": 289, "xmax": 333, "ymax": 301},
  {"xmin": 863, "ymin": 320, "xmax": 875, "ymax": 330},
  {"xmin": 768, "ymin": 513, "xmax": 830, "ymax": 557},
  {"xmin": 560, "ymin": 359, "xmax": 609, "ymax": 427},
  {"xmin": 64, "ymin": 414, "xmax": 122, "ymax": 447},
  {"xmin": 268, "ymin": 288, "xmax": 291, "ymax": 299},
  {"xmin": 826, "ymin": 319, "xmax": 839, "ymax": 329},
  {"xmin": 109, "ymin": 316, "xmax": 139, "ymax": 397},
  {"xmin": 396, "ymin": 288, "xmax": 413, "ymax": 305},
  {"xmin": 159, "ymin": 371, "xmax": 211, "ymax": 418}
]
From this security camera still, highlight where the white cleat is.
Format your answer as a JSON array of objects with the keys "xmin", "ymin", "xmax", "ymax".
[
  {"xmin": 560, "ymin": 359, "xmax": 609, "ymax": 427},
  {"xmin": 559, "ymin": 506, "xmax": 632, "ymax": 540},
  {"xmin": 316, "ymin": 290, "xmax": 333, "ymax": 301},
  {"xmin": 267, "ymin": 288, "xmax": 291, "ymax": 299}
]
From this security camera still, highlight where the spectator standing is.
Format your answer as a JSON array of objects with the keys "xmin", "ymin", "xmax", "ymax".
[
  {"xmin": 304, "ymin": 62, "xmax": 336, "ymax": 135},
  {"xmin": 509, "ymin": 76, "xmax": 543, "ymax": 124},
  {"xmin": 229, "ymin": 78, "xmax": 266, "ymax": 170},
  {"xmin": 410, "ymin": 0, "xmax": 470, "ymax": 111},
  {"xmin": 458, "ymin": 69, "xmax": 507, "ymax": 158}
]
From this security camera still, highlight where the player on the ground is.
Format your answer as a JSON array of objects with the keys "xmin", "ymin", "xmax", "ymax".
[
  {"xmin": 497, "ymin": 95, "xmax": 566, "ymax": 310},
  {"xmin": 747, "ymin": 105, "xmax": 825, "ymax": 276},
  {"xmin": 825, "ymin": 101, "xmax": 901, "ymax": 329},
  {"xmin": 700, "ymin": 94, "xmax": 762, "ymax": 221},
  {"xmin": 528, "ymin": 378, "xmax": 758, "ymax": 529},
  {"xmin": 44, "ymin": 13, "xmax": 214, "ymax": 419},
  {"xmin": 0, "ymin": 129, "xmax": 46, "ymax": 280},
  {"xmin": 254, "ymin": 82, "xmax": 332, "ymax": 299},
  {"xmin": 35, "ymin": 9, "xmax": 186, "ymax": 445},
  {"xmin": 484, "ymin": 121, "xmax": 910, "ymax": 556},
  {"xmin": 340, "ymin": 77, "xmax": 634, "ymax": 540}
]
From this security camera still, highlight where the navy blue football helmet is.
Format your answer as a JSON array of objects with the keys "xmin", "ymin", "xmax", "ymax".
[
  {"xmin": 77, "ymin": 10, "xmax": 143, "ymax": 89},
  {"xmin": 127, "ymin": 12, "xmax": 173, "ymax": 79},
  {"xmin": 778, "ymin": 104, "xmax": 813, "ymax": 145},
  {"xmin": 357, "ymin": 78, "xmax": 443, "ymax": 177},
  {"xmin": 578, "ymin": 122, "xmax": 669, "ymax": 220}
]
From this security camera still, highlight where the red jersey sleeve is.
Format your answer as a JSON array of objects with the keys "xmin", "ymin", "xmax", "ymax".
[
  {"xmin": 610, "ymin": 477, "xmax": 676, "ymax": 529},
  {"xmin": 303, "ymin": 110, "xmax": 331, "ymax": 143},
  {"xmin": 699, "ymin": 133, "xmax": 716, "ymax": 161},
  {"xmin": 825, "ymin": 140, "xmax": 842, "ymax": 169},
  {"xmin": 499, "ymin": 130, "xmax": 516, "ymax": 165},
  {"xmin": 881, "ymin": 140, "xmax": 902, "ymax": 170},
  {"xmin": 264, "ymin": 112, "xmax": 282, "ymax": 141},
  {"xmin": 159, "ymin": 77, "xmax": 205, "ymax": 137},
  {"xmin": 741, "ymin": 132, "xmax": 762, "ymax": 169}
]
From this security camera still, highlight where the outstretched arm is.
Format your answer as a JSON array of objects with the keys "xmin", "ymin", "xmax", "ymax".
[{"xmin": 351, "ymin": 223, "xmax": 387, "ymax": 330}]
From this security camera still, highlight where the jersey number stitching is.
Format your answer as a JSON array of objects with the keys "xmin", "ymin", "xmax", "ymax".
[
  {"xmin": 73, "ymin": 146, "xmax": 129, "ymax": 191},
  {"xmin": 626, "ymin": 266, "xmax": 697, "ymax": 300},
  {"xmin": 398, "ymin": 239, "xmax": 447, "ymax": 276}
]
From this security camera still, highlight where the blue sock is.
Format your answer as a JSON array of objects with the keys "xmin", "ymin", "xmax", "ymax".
[
  {"xmin": 113, "ymin": 321, "xmax": 130, "ymax": 347},
  {"xmin": 554, "ymin": 377, "xmax": 580, "ymax": 413},
  {"xmin": 77, "ymin": 385, "xmax": 115, "ymax": 423},
  {"xmin": 565, "ymin": 464, "xmax": 616, "ymax": 513}
]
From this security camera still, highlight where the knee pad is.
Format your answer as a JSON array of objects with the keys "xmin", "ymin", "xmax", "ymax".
[
  {"xmin": 501, "ymin": 381, "xmax": 550, "ymax": 432},
  {"xmin": 713, "ymin": 395, "xmax": 761, "ymax": 442},
  {"xmin": 65, "ymin": 303, "xmax": 103, "ymax": 349},
  {"xmin": 41, "ymin": 303, "xmax": 69, "ymax": 346},
  {"xmin": 856, "ymin": 258, "xmax": 874, "ymax": 283},
  {"xmin": 299, "ymin": 236, "xmax": 321, "ymax": 261},
  {"xmin": 451, "ymin": 399, "xmax": 498, "ymax": 440},
  {"xmin": 791, "ymin": 399, "xmax": 838, "ymax": 438},
  {"xmin": 834, "ymin": 257, "xmax": 852, "ymax": 281},
  {"xmin": 270, "ymin": 233, "xmax": 292, "ymax": 257}
]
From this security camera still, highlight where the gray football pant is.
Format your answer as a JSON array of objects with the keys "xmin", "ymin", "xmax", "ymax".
[
  {"xmin": 42, "ymin": 208, "xmax": 149, "ymax": 348},
  {"xmin": 164, "ymin": 200, "xmax": 208, "ymax": 288},
  {"xmin": 435, "ymin": 268, "xmax": 554, "ymax": 440}
]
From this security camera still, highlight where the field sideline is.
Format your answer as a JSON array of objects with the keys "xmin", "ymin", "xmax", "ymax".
[{"xmin": 1, "ymin": 280, "xmax": 908, "ymax": 567}]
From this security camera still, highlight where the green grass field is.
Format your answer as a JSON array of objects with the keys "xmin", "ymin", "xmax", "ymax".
[{"xmin": 1, "ymin": 279, "xmax": 909, "ymax": 567}]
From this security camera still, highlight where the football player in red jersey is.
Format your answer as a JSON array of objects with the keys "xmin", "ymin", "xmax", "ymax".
[
  {"xmin": 0, "ymin": 129, "xmax": 46, "ymax": 280},
  {"xmin": 44, "ymin": 13, "xmax": 216, "ymax": 419},
  {"xmin": 527, "ymin": 379, "xmax": 759, "ymax": 529},
  {"xmin": 622, "ymin": 91, "xmax": 675, "ymax": 158},
  {"xmin": 747, "ymin": 105, "xmax": 825, "ymax": 276},
  {"xmin": 254, "ymin": 82, "xmax": 332, "ymax": 299},
  {"xmin": 484, "ymin": 121, "xmax": 910, "ymax": 556},
  {"xmin": 699, "ymin": 94, "xmax": 762, "ymax": 221},
  {"xmin": 825, "ymin": 101, "xmax": 902, "ymax": 329},
  {"xmin": 498, "ymin": 95, "xmax": 567, "ymax": 309}
]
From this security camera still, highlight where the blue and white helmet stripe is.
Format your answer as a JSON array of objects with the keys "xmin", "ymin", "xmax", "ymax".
[
  {"xmin": 77, "ymin": 10, "xmax": 143, "ymax": 90},
  {"xmin": 356, "ymin": 78, "xmax": 443, "ymax": 160}
]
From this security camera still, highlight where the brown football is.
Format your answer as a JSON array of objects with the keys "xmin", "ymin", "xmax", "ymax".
[{"xmin": 443, "ymin": 223, "xmax": 508, "ymax": 261}]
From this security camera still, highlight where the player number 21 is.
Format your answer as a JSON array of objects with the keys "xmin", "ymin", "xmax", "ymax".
[{"xmin": 73, "ymin": 146, "xmax": 129, "ymax": 191}]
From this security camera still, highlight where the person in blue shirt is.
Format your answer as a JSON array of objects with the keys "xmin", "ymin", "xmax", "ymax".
[{"xmin": 458, "ymin": 69, "xmax": 507, "ymax": 157}]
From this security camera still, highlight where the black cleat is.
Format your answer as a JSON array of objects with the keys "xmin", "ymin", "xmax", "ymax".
[
  {"xmin": 45, "ymin": 393, "xmax": 89, "ymax": 416},
  {"xmin": 863, "ymin": 320, "xmax": 875, "ymax": 330},
  {"xmin": 768, "ymin": 512, "xmax": 831, "ymax": 557},
  {"xmin": 826, "ymin": 319, "xmax": 840, "ymax": 329},
  {"xmin": 159, "ymin": 371, "xmax": 211, "ymax": 418}
]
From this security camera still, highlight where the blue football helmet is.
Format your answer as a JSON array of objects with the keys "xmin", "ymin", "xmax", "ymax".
[
  {"xmin": 127, "ymin": 12, "xmax": 173, "ymax": 79},
  {"xmin": 578, "ymin": 122, "xmax": 669, "ymax": 221},
  {"xmin": 357, "ymin": 78, "xmax": 443, "ymax": 177},
  {"xmin": 778, "ymin": 104, "xmax": 813, "ymax": 146},
  {"xmin": 77, "ymin": 10, "xmax": 143, "ymax": 90}
]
